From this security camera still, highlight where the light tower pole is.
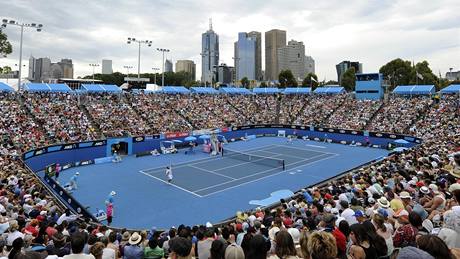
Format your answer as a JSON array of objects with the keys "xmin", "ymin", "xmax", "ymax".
[
  {"xmin": 89, "ymin": 63, "xmax": 99, "ymax": 83},
  {"xmin": 127, "ymin": 38, "xmax": 152, "ymax": 80},
  {"xmin": 1, "ymin": 19, "xmax": 43, "ymax": 91},
  {"xmin": 152, "ymin": 67, "xmax": 160, "ymax": 85},
  {"xmin": 156, "ymin": 48, "xmax": 170, "ymax": 87}
]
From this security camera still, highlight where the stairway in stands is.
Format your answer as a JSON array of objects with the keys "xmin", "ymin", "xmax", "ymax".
[
  {"xmin": 78, "ymin": 104, "xmax": 105, "ymax": 138},
  {"xmin": 364, "ymin": 101, "xmax": 385, "ymax": 130},
  {"xmin": 403, "ymin": 99, "xmax": 435, "ymax": 134},
  {"xmin": 18, "ymin": 95, "xmax": 50, "ymax": 142}
]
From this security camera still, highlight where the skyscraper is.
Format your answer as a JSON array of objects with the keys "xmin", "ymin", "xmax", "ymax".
[
  {"xmin": 235, "ymin": 32, "xmax": 256, "ymax": 81},
  {"xmin": 278, "ymin": 40, "xmax": 308, "ymax": 81},
  {"xmin": 305, "ymin": 56, "xmax": 315, "ymax": 75},
  {"xmin": 176, "ymin": 60, "xmax": 196, "ymax": 81},
  {"xmin": 102, "ymin": 59, "xmax": 113, "ymax": 74},
  {"xmin": 217, "ymin": 63, "xmax": 233, "ymax": 84},
  {"xmin": 165, "ymin": 59, "xmax": 173, "ymax": 72},
  {"xmin": 248, "ymin": 31, "xmax": 262, "ymax": 81},
  {"xmin": 265, "ymin": 29, "xmax": 286, "ymax": 81},
  {"xmin": 201, "ymin": 19, "xmax": 219, "ymax": 85},
  {"xmin": 28, "ymin": 57, "xmax": 73, "ymax": 82},
  {"xmin": 336, "ymin": 61, "xmax": 363, "ymax": 85}
]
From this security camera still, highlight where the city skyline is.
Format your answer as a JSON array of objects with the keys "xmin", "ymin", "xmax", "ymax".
[{"xmin": 1, "ymin": 0, "xmax": 459, "ymax": 82}]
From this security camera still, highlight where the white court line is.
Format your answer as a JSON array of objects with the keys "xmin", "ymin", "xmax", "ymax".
[
  {"xmin": 272, "ymin": 144, "xmax": 337, "ymax": 155},
  {"xmin": 194, "ymin": 153, "xmax": 335, "ymax": 194},
  {"xmin": 305, "ymin": 144, "xmax": 327, "ymax": 149},
  {"xmin": 199, "ymin": 153, "xmax": 339, "ymax": 197},
  {"xmin": 257, "ymin": 150, "xmax": 313, "ymax": 160},
  {"xmin": 139, "ymin": 170, "xmax": 203, "ymax": 198},
  {"xmin": 214, "ymin": 153, "xmax": 285, "ymax": 172},
  {"xmin": 188, "ymin": 165, "xmax": 236, "ymax": 180},
  {"xmin": 139, "ymin": 144, "xmax": 276, "ymax": 173}
]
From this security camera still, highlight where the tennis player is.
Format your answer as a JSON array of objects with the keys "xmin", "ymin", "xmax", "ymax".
[{"xmin": 165, "ymin": 166, "xmax": 173, "ymax": 184}]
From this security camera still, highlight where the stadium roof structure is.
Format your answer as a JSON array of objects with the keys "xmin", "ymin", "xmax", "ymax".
[
  {"xmin": 283, "ymin": 87, "xmax": 311, "ymax": 94},
  {"xmin": 161, "ymin": 86, "xmax": 190, "ymax": 94},
  {"xmin": 0, "ymin": 82, "xmax": 14, "ymax": 92},
  {"xmin": 252, "ymin": 87, "xmax": 280, "ymax": 94},
  {"xmin": 24, "ymin": 83, "xmax": 72, "ymax": 92},
  {"xmin": 219, "ymin": 87, "xmax": 252, "ymax": 94},
  {"xmin": 393, "ymin": 85, "xmax": 435, "ymax": 95},
  {"xmin": 190, "ymin": 87, "xmax": 219, "ymax": 94},
  {"xmin": 440, "ymin": 84, "xmax": 460, "ymax": 94},
  {"xmin": 81, "ymin": 84, "xmax": 122, "ymax": 93},
  {"xmin": 314, "ymin": 85, "xmax": 345, "ymax": 94}
]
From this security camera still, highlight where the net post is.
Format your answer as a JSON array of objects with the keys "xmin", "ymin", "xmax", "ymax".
[{"xmin": 283, "ymin": 160, "xmax": 285, "ymax": 171}]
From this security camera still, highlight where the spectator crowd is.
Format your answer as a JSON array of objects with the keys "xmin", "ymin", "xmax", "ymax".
[{"xmin": 0, "ymin": 90, "xmax": 458, "ymax": 258}]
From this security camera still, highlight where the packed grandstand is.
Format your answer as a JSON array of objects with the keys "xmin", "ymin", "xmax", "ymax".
[{"xmin": 0, "ymin": 88, "xmax": 459, "ymax": 259}]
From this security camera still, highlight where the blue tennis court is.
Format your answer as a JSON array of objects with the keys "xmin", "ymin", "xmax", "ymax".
[
  {"xmin": 53, "ymin": 137, "xmax": 389, "ymax": 229},
  {"xmin": 140, "ymin": 145, "xmax": 336, "ymax": 197}
]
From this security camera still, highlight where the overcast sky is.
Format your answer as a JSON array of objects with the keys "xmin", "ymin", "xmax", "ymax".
[{"xmin": 1, "ymin": 0, "xmax": 459, "ymax": 81}]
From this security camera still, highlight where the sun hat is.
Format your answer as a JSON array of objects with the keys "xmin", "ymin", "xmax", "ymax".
[
  {"xmin": 110, "ymin": 191, "xmax": 116, "ymax": 196},
  {"xmin": 331, "ymin": 208, "xmax": 339, "ymax": 215},
  {"xmin": 377, "ymin": 197, "xmax": 390, "ymax": 208},
  {"xmin": 428, "ymin": 184, "xmax": 439, "ymax": 194},
  {"xmin": 122, "ymin": 231, "xmax": 130, "ymax": 242},
  {"xmin": 128, "ymin": 232, "xmax": 142, "ymax": 245},
  {"xmin": 287, "ymin": 227, "xmax": 300, "ymax": 244},
  {"xmin": 394, "ymin": 209, "xmax": 409, "ymax": 218},
  {"xmin": 420, "ymin": 186, "xmax": 430, "ymax": 194},
  {"xmin": 399, "ymin": 191, "xmax": 411, "ymax": 199},
  {"xmin": 449, "ymin": 183, "xmax": 460, "ymax": 192}
]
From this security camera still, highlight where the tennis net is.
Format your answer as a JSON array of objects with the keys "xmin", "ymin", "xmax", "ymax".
[{"xmin": 222, "ymin": 148, "xmax": 285, "ymax": 170}]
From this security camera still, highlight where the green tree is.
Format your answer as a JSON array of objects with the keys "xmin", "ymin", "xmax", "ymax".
[
  {"xmin": 0, "ymin": 66, "xmax": 12, "ymax": 74},
  {"xmin": 379, "ymin": 58, "xmax": 414, "ymax": 91},
  {"xmin": 278, "ymin": 70, "xmax": 297, "ymax": 88},
  {"xmin": 260, "ymin": 81, "xmax": 268, "ymax": 87},
  {"xmin": 412, "ymin": 60, "xmax": 438, "ymax": 88},
  {"xmin": 0, "ymin": 31, "xmax": 12, "ymax": 57},
  {"xmin": 341, "ymin": 67, "xmax": 356, "ymax": 91},
  {"xmin": 240, "ymin": 77, "xmax": 250, "ymax": 88},
  {"xmin": 301, "ymin": 73, "xmax": 319, "ymax": 90}
]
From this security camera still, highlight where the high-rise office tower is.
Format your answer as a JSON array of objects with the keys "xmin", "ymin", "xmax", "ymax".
[
  {"xmin": 265, "ymin": 29, "xmax": 286, "ymax": 81},
  {"xmin": 201, "ymin": 19, "xmax": 219, "ymax": 85}
]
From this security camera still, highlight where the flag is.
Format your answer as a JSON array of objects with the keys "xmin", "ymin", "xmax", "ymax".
[
  {"xmin": 416, "ymin": 72, "xmax": 424, "ymax": 80},
  {"xmin": 311, "ymin": 77, "xmax": 318, "ymax": 82}
]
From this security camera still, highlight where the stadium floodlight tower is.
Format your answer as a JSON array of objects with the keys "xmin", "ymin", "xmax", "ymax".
[
  {"xmin": 152, "ymin": 67, "xmax": 160, "ymax": 85},
  {"xmin": 127, "ymin": 37, "xmax": 152, "ymax": 81},
  {"xmin": 89, "ymin": 63, "xmax": 99, "ymax": 84},
  {"xmin": 156, "ymin": 48, "xmax": 170, "ymax": 87},
  {"xmin": 1, "ymin": 19, "xmax": 43, "ymax": 91}
]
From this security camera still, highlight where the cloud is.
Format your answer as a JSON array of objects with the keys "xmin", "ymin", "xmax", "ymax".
[{"xmin": 1, "ymin": 0, "xmax": 459, "ymax": 82}]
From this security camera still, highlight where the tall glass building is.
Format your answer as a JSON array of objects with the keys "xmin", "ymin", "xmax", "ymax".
[
  {"xmin": 235, "ymin": 32, "xmax": 256, "ymax": 81},
  {"xmin": 201, "ymin": 21, "xmax": 219, "ymax": 85}
]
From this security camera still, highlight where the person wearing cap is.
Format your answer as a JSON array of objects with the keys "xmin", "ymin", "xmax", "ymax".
[
  {"xmin": 65, "ymin": 172, "xmax": 79, "ymax": 192},
  {"xmin": 423, "ymin": 184, "xmax": 446, "ymax": 213},
  {"xmin": 123, "ymin": 232, "xmax": 143, "ymax": 259},
  {"xmin": 353, "ymin": 210, "xmax": 366, "ymax": 223},
  {"xmin": 399, "ymin": 191, "xmax": 414, "ymax": 213},
  {"xmin": 320, "ymin": 213, "xmax": 346, "ymax": 258}
]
